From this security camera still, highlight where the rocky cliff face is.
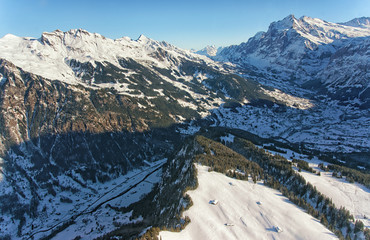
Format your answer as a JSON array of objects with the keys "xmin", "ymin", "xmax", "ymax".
[{"xmin": 316, "ymin": 36, "xmax": 370, "ymax": 106}]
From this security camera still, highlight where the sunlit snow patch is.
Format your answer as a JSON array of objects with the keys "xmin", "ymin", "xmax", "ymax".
[
  {"xmin": 160, "ymin": 164, "xmax": 337, "ymax": 240},
  {"xmin": 261, "ymin": 88, "xmax": 314, "ymax": 109}
]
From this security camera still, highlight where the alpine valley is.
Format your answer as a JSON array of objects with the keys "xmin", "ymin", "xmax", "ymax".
[{"xmin": 0, "ymin": 15, "xmax": 369, "ymax": 240}]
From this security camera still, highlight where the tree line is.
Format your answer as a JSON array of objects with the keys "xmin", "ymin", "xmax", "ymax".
[{"xmin": 229, "ymin": 137, "xmax": 368, "ymax": 240}]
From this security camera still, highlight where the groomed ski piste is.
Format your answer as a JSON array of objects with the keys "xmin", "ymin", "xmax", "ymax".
[{"xmin": 160, "ymin": 164, "xmax": 338, "ymax": 240}]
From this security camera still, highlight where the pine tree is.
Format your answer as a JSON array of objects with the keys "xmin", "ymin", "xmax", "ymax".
[
  {"xmin": 354, "ymin": 220, "xmax": 364, "ymax": 233},
  {"xmin": 320, "ymin": 214, "xmax": 329, "ymax": 227}
]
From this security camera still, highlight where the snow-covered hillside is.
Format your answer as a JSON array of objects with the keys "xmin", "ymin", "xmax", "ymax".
[
  {"xmin": 299, "ymin": 166, "xmax": 370, "ymax": 228},
  {"xmin": 258, "ymin": 145, "xmax": 370, "ymax": 228},
  {"xmin": 317, "ymin": 36, "xmax": 370, "ymax": 104},
  {"xmin": 0, "ymin": 29, "xmax": 233, "ymax": 116},
  {"xmin": 160, "ymin": 165, "xmax": 337, "ymax": 240}
]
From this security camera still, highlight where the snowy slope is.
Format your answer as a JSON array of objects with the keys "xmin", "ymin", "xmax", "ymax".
[
  {"xmin": 258, "ymin": 146, "xmax": 370, "ymax": 228},
  {"xmin": 160, "ymin": 165, "xmax": 337, "ymax": 240},
  {"xmin": 299, "ymin": 167, "xmax": 370, "ymax": 228}
]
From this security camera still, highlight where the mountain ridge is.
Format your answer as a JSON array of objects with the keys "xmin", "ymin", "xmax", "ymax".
[
  {"xmin": 0, "ymin": 29, "xmax": 211, "ymax": 86},
  {"xmin": 204, "ymin": 15, "xmax": 370, "ymax": 107},
  {"xmin": 340, "ymin": 17, "xmax": 370, "ymax": 28}
]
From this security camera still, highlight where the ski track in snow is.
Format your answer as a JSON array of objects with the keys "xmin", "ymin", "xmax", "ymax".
[{"xmin": 160, "ymin": 165, "xmax": 338, "ymax": 240}]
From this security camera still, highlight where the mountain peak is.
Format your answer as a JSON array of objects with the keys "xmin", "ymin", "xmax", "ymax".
[
  {"xmin": 67, "ymin": 28, "xmax": 93, "ymax": 36},
  {"xmin": 42, "ymin": 28, "xmax": 90, "ymax": 37},
  {"xmin": 196, "ymin": 45, "xmax": 221, "ymax": 57},
  {"xmin": 137, "ymin": 34, "xmax": 150, "ymax": 42},
  {"xmin": 0, "ymin": 33, "xmax": 20, "ymax": 40},
  {"xmin": 270, "ymin": 14, "xmax": 299, "ymax": 31},
  {"xmin": 285, "ymin": 14, "xmax": 296, "ymax": 21},
  {"xmin": 340, "ymin": 17, "xmax": 370, "ymax": 28},
  {"xmin": 0, "ymin": 28, "xmax": 207, "ymax": 86},
  {"xmin": 41, "ymin": 29, "xmax": 83, "ymax": 45},
  {"xmin": 41, "ymin": 29, "xmax": 64, "ymax": 39},
  {"xmin": 270, "ymin": 15, "xmax": 330, "ymax": 33},
  {"xmin": 41, "ymin": 29, "xmax": 105, "ymax": 42}
]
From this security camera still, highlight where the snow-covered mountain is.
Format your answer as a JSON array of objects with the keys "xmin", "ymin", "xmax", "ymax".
[
  {"xmin": 195, "ymin": 45, "xmax": 223, "ymax": 57},
  {"xmin": 0, "ymin": 29, "xmax": 281, "ymax": 239},
  {"xmin": 210, "ymin": 15, "xmax": 370, "ymax": 107},
  {"xmin": 0, "ymin": 29, "xmax": 277, "ymax": 128},
  {"xmin": 0, "ymin": 29, "xmax": 213, "ymax": 86},
  {"xmin": 0, "ymin": 23, "xmax": 369, "ymax": 240},
  {"xmin": 341, "ymin": 17, "xmax": 370, "ymax": 28}
]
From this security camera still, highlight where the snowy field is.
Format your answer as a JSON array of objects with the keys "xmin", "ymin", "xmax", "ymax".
[
  {"xmin": 259, "ymin": 145, "xmax": 370, "ymax": 228},
  {"xmin": 299, "ymin": 168, "xmax": 370, "ymax": 228},
  {"xmin": 160, "ymin": 165, "xmax": 337, "ymax": 240}
]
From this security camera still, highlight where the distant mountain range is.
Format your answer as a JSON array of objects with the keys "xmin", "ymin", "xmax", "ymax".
[
  {"xmin": 198, "ymin": 15, "xmax": 370, "ymax": 107},
  {"xmin": 195, "ymin": 45, "xmax": 223, "ymax": 57}
]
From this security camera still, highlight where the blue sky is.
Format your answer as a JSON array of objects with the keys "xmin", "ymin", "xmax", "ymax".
[{"xmin": 1, "ymin": 0, "xmax": 369, "ymax": 50}]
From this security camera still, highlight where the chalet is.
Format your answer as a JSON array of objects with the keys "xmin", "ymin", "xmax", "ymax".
[{"xmin": 274, "ymin": 226, "xmax": 283, "ymax": 233}]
